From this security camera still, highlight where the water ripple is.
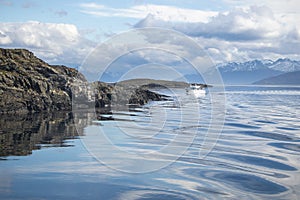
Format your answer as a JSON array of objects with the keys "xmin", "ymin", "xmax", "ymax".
[
  {"xmin": 211, "ymin": 172, "xmax": 288, "ymax": 194},
  {"xmin": 268, "ymin": 143, "xmax": 300, "ymax": 153},
  {"xmin": 118, "ymin": 189, "xmax": 197, "ymax": 200},
  {"xmin": 220, "ymin": 154, "xmax": 297, "ymax": 171},
  {"xmin": 226, "ymin": 123, "xmax": 260, "ymax": 129},
  {"xmin": 183, "ymin": 168, "xmax": 288, "ymax": 195},
  {"xmin": 239, "ymin": 130, "xmax": 296, "ymax": 141}
]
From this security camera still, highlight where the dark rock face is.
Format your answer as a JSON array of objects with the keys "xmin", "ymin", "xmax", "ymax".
[
  {"xmin": 0, "ymin": 48, "xmax": 86, "ymax": 113},
  {"xmin": 0, "ymin": 48, "xmax": 168, "ymax": 114},
  {"xmin": 91, "ymin": 81, "xmax": 113, "ymax": 108},
  {"xmin": 128, "ymin": 88, "xmax": 167, "ymax": 105},
  {"xmin": 90, "ymin": 81, "xmax": 168, "ymax": 108}
]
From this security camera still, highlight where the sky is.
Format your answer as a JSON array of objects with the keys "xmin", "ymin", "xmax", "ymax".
[{"xmin": 0, "ymin": 0, "xmax": 300, "ymax": 80}]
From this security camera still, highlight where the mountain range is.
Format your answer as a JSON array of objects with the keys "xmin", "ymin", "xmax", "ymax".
[{"xmin": 215, "ymin": 58, "xmax": 300, "ymax": 85}]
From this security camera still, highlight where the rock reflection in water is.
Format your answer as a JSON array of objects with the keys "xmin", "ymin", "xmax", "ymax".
[{"xmin": 0, "ymin": 112, "xmax": 84, "ymax": 157}]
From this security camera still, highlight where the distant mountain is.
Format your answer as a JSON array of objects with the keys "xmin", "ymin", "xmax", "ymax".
[
  {"xmin": 253, "ymin": 71, "xmax": 300, "ymax": 85},
  {"xmin": 216, "ymin": 58, "xmax": 300, "ymax": 85},
  {"xmin": 269, "ymin": 58, "xmax": 300, "ymax": 72},
  {"xmin": 217, "ymin": 58, "xmax": 300, "ymax": 73}
]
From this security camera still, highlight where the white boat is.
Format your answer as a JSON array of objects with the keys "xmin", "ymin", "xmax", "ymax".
[{"xmin": 189, "ymin": 83, "xmax": 207, "ymax": 98}]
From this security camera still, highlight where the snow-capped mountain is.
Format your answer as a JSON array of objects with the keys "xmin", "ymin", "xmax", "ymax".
[
  {"xmin": 217, "ymin": 58, "xmax": 300, "ymax": 73},
  {"xmin": 268, "ymin": 58, "xmax": 300, "ymax": 72},
  {"xmin": 215, "ymin": 58, "xmax": 300, "ymax": 84},
  {"xmin": 217, "ymin": 60, "xmax": 269, "ymax": 72}
]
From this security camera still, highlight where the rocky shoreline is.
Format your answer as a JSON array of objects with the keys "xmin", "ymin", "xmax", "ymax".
[{"xmin": 0, "ymin": 48, "xmax": 169, "ymax": 114}]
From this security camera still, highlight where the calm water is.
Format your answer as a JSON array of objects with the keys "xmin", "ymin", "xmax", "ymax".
[{"xmin": 0, "ymin": 86, "xmax": 300, "ymax": 199}]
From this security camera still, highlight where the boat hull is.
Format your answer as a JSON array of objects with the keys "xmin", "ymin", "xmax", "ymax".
[{"xmin": 192, "ymin": 89, "xmax": 206, "ymax": 98}]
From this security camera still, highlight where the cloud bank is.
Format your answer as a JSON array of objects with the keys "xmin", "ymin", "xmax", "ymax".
[
  {"xmin": 0, "ymin": 21, "xmax": 93, "ymax": 65},
  {"xmin": 135, "ymin": 5, "xmax": 300, "ymax": 62}
]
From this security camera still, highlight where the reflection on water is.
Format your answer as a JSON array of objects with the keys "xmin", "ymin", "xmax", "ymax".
[
  {"xmin": 0, "ymin": 112, "xmax": 84, "ymax": 157},
  {"xmin": 0, "ymin": 86, "xmax": 300, "ymax": 199}
]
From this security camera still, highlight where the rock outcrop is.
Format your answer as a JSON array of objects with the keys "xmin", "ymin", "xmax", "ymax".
[
  {"xmin": 0, "ymin": 48, "xmax": 168, "ymax": 114},
  {"xmin": 73, "ymin": 81, "xmax": 168, "ymax": 110},
  {"xmin": 0, "ymin": 48, "xmax": 87, "ymax": 113}
]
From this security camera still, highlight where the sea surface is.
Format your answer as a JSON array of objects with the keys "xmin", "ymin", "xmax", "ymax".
[{"xmin": 0, "ymin": 86, "xmax": 299, "ymax": 200}]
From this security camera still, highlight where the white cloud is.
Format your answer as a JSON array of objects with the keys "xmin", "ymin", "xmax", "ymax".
[
  {"xmin": 80, "ymin": 2, "xmax": 106, "ymax": 10},
  {"xmin": 80, "ymin": 3, "xmax": 217, "ymax": 23},
  {"xmin": 134, "ymin": 5, "xmax": 300, "ymax": 63},
  {"xmin": 224, "ymin": 0, "xmax": 300, "ymax": 14},
  {"xmin": 136, "ymin": 6, "xmax": 282, "ymax": 41},
  {"xmin": 78, "ymin": 28, "xmax": 216, "ymax": 82},
  {"xmin": 0, "ymin": 31, "xmax": 12, "ymax": 44},
  {"xmin": 0, "ymin": 21, "xmax": 94, "ymax": 65},
  {"xmin": 223, "ymin": 0, "xmax": 300, "ymax": 29},
  {"xmin": 79, "ymin": 2, "xmax": 300, "ymax": 63}
]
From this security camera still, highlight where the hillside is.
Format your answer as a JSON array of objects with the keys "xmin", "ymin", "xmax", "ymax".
[
  {"xmin": 116, "ymin": 79, "xmax": 189, "ymax": 88},
  {"xmin": 253, "ymin": 71, "xmax": 300, "ymax": 85}
]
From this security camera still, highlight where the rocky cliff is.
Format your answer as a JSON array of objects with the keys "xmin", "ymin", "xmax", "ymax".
[
  {"xmin": 0, "ymin": 48, "xmax": 87, "ymax": 113},
  {"xmin": 0, "ymin": 48, "xmax": 168, "ymax": 114}
]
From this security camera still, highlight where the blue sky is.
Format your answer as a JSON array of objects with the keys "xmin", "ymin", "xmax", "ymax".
[{"xmin": 1, "ymin": 0, "xmax": 300, "ymax": 81}]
